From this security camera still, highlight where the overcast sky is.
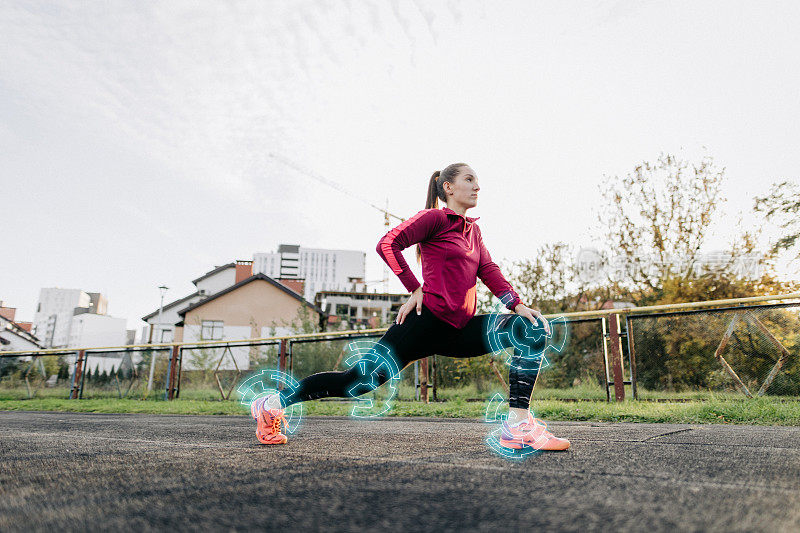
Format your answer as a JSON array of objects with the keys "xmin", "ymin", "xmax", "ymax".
[{"xmin": 2, "ymin": 1, "xmax": 799, "ymax": 332}]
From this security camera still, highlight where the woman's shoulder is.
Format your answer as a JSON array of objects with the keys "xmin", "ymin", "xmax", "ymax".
[
  {"xmin": 409, "ymin": 208, "xmax": 448, "ymax": 223},
  {"xmin": 421, "ymin": 207, "xmax": 447, "ymax": 216}
]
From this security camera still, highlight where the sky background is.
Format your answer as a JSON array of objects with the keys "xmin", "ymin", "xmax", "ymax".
[{"xmin": 2, "ymin": 1, "xmax": 799, "ymax": 334}]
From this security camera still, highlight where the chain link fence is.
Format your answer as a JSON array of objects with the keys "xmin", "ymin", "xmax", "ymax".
[
  {"xmin": 628, "ymin": 303, "xmax": 800, "ymax": 399},
  {"xmin": 3, "ymin": 297, "xmax": 798, "ymax": 403},
  {"xmin": 0, "ymin": 352, "xmax": 68, "ymax": 399}
]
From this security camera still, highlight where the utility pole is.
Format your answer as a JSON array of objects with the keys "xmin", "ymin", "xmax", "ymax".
[{"xmin": 147, "ymin": 285, "xmax": 169, "ymax": 393}]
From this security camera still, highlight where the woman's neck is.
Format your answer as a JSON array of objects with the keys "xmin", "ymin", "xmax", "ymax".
[{"xmin": 445, "ymin": 203, "xmax": 468, "ymax": 217}]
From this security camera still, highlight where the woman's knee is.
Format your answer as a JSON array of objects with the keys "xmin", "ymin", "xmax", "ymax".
[{"xmin": 344, "ymin": 356, "xmax": 396, "ymax": 397}]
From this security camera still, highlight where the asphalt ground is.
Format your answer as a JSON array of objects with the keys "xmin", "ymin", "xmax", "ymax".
[{"xmin": 1, "ymin": 412, "xmax": 799, "ymax": 532}]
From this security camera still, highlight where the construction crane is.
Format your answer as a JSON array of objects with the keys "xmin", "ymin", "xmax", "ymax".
[{"xmin": 269, "ymin": 152, "xmax": 405, "ymax": 292}]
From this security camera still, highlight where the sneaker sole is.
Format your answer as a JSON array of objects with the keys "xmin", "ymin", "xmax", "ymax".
[
  {"xmin": 256, "ymin": 430, "xmax": 288, "ymax": 445},
  {"xmin": 499, "ymin": 438, "xmax": 570, "ymax": 451}
]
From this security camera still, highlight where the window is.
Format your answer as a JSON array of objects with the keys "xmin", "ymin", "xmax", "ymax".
[
  {"xmin": 201, "ymin": 320, "xmax": 224, "ymax": 340},
  {"xmin": 160, "ymin": 329, "xmax": 173, "ymax": 342}
]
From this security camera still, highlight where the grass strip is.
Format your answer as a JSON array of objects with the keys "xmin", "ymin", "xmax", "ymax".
[{"xmin": 1, "ymin": 397, "xmax": 799, "ymax": 425}]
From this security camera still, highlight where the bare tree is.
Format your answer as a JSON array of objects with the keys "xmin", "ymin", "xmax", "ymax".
[{"xmin": 596, "ymin": 152, "xmax": 726, "ymax": 300}]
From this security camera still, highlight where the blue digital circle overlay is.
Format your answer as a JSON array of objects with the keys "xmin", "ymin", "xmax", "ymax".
[
  {"xmin": 483, "ymin": 302, "xmax": 569, "ymax": 372},
  {"xmin": 236, "ymin": 368, "xmax": 304, "ymax": 434},
  {"xmin": 343, "ymin": 339, "xmax": 401, "ymax": 418},
  {"xmin": 483, "ymin": 392, "xmax": 541, "ymax": 460}
]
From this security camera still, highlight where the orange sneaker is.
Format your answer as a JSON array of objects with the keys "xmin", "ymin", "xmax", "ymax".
[
  {"xmin": 251, "ymin": 395, "xmax": 288, "ymax": 445},
  {"xmin": 499, "ymin": 413, "xmax": 570, "ymax": 451}
]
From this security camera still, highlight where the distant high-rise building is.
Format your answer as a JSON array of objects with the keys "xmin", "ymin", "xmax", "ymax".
[
  {"xmin": 87, "ymin": 293, "xmax": 108, "ymax": 315},
  {"xmin": 69, "ymin": 314, "xmax": 127, "ymax": 348},
  {"xmin": 33, "ymin": 289, "xmax": 92, "ymax": 348},
  {"xmin": 33, "ymin": 288, "xmax": 116, "ymax": 348},
  {"xmin": 253, "ymin": 244, "xmax": 366, "ymax": 303}
]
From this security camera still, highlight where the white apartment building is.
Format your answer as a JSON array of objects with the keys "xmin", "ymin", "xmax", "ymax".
[
  {"xmin": 253, "ymin": 244, "xmax": 365, "ymax": 303},
  {"xmin": 34, "ymin": 288, "xmax": 125, "ymax": 349},
  {"xmin": 69, "ymin": 313, "xmax": 128, "ymax": 348},
  {"xmin": 33, "ymin": 288, "xmax": 92, "ymax": 348}
]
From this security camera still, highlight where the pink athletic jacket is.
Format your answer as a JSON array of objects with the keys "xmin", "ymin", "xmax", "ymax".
[{"xmin": 376, "ymin": 206, "xmax": 522, "ymax": 329}]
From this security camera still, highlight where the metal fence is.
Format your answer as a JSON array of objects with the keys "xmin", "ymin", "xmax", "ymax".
[
  {"xmin": 627, "ymin": 302, "xmax": 800, "ymax": 399},
  {"xmin": 2, "ymin": 293, "xmax": 799, "ymax": 403}
]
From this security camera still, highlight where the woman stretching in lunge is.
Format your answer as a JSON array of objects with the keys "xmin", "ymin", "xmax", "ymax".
[{"xmin": 252, "ymin": 163, "xmax": 570, "ymax": 451}]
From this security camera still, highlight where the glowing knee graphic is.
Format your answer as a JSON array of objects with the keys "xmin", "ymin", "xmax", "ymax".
[
  {"xmin": 484, "ymin": 302, "xmax": 569, "ymax": 372},
  {"xmin": 343, "ymin": 340, "xmax": 401, "ymax": 418}
]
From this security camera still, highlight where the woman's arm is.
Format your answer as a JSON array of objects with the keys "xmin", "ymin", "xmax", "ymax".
[
  {"xmin": 375, "ymin": 209, "xmax": 443, "ymax": 293},
  {"xmin": 477, "ymin": 228, "xmax": 550, "ymax": 334},
  {"xmin": 476, "ymin": 227, "xmax": 522, "ymax": 310}
]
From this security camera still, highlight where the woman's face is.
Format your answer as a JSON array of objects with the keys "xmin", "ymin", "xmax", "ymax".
[{"xmin": 445, "ymin": 165, "xmax": 480, "ymax": 209}]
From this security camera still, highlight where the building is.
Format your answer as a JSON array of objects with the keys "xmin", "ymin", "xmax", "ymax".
[
  {"xmin": 315, "ymin": 281, "xmax": 407, "ymax": 330},
  {"xmin": 0, "ymin": 302, "xmax": 41, "ymax": 352},
  {"xmin": 176, "ymin": 272, "xmax": 323, "ymax": 370},
  {"xmin": 142, "ymin": 260, "xmax": 322, "ymax": 350},
  {"xmin": 253, "ymin": 244, "xmax": 366, "ymax": 304},
  {"xmin": 0, "ymin": 302, "xmax": 33, "ymax": 333},
  {"xmin": 139, "ymin": 263, "xmax": 240, "ymax": 343},
  {"xmin": 33, "ymin": 288, "xmax": 114, "ymax": 348},
  {"xmin": 33, "ymin": 288, "xmax": 91, "ymax": 347},
  {"xmin": 68, "ymin": 313, "xmax": 128, "ymax": 348}
]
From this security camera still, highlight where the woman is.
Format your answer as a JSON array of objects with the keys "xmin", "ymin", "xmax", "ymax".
[{"xmin": 252, "ymin": 163, "xmax": 570, "ymax": 451}]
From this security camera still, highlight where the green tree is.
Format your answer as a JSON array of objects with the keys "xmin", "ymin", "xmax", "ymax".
[
  {"xmin": 597, "ymin": 152, "xmax": 726, "ymax": 303},
  {"xmin": 754, "ymin": 180, "xmax": 800, "ymax": 261}
]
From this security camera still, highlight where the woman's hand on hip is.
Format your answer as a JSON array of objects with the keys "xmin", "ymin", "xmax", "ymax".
[
  {"xmin": 514, "ymin": 303, "xmax": 551, "ymax": 335},
  {"xmin": 396, "ymin": 287, "xmax": 424, "ymax": 324}
]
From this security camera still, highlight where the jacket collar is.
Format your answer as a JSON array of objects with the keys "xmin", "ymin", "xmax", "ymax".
[{"xmin": 442, "ymin": 207, "xmax": 480, "ymax": 223}]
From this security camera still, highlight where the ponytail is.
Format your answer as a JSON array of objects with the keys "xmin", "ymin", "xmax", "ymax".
[
  {"xmin": 426, "ymin": 171, "xmax": 441, "ymax": 210},
  {"xmin": 416, "ymin": 164, "xmax": 467, "ymax": 263}
]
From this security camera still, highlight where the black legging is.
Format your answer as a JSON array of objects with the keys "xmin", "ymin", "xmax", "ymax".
[{"xmin": 279, "ymin": 303, "xmax": 546, "ymax": 409}]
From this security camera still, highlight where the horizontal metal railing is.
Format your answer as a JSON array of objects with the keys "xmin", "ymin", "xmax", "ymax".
[
  {"xmin": 4, "ymin": 292, "xmax": 799, "ymax": 358},
  {"xmin": 3, "ymin": 292, "xmax": 798, "ymax": 403}
]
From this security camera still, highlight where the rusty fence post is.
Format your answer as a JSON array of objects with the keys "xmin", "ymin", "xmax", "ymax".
[
  {"xmin": 602, "ymin": 318, "xmax": 611, "ymax": 402},
  {"xmin": 431, "ymin": 355, "xmax": 438, "ymax": 402},
  {"xmin": 420, "ymin": 357, "xmax": 429, "ymax": 403},
  {"xmin": 69, "ymin": 350, "xmax": 85, "ymax": 399},
  {"xmin": 165, "ymin": 345, "xmax": 180, "ymax": 400},
  {"xmin": 278, "ymin": 339, "xmax": 287, "ymax": 390},
  {"xmin": 608, "ymin": 314, "xmax": 626, "ymax": 402},
  {"xmin": 175, "ymin": 347, "xmax": 183, "ymax": 399},
  {"xmin": 288, "ymin": 341, "xmax": 294, "ymax": 377},
  {"xmin": 79, "ymin": 351, "xmax": 89, "ymax": 399},
  {"xmin": 625, "ymin": 315, "xmax": 639, "ymax": 400}
]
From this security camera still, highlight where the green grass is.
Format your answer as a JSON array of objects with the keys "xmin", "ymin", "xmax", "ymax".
[{"xmin": 2, "ymin": 393, "xmax": 799, "ymax": 425}]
